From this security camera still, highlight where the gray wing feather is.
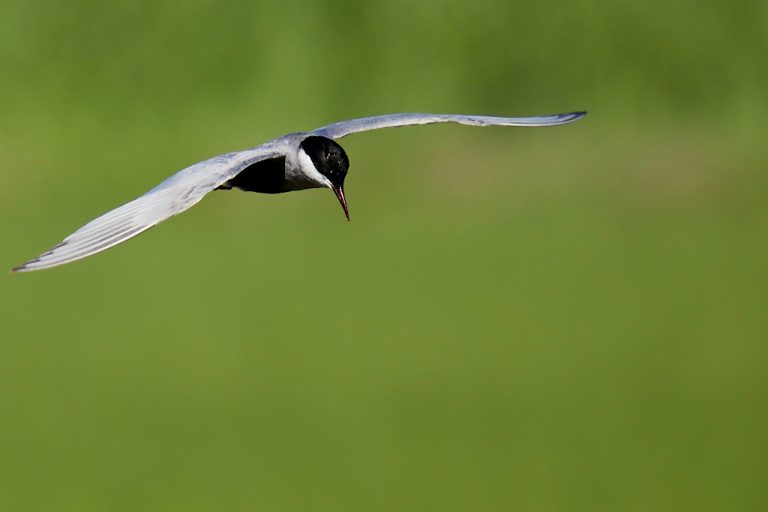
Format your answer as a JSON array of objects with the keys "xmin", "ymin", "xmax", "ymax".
[
  {"xmin": 312, "ymin": 111, "xmax": 586, "ymax": 140},
  {"xmin": 13, "ymin": 143, "xmax": 286, "ymax": 272}
]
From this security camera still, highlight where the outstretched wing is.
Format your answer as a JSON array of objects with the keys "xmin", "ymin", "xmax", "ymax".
[
  {"xmin": 13, "ymin": 143, "xmax": 287, "ymax": 272},
  {"xmin": 311, "ymin": 111, "xmax": 586, "ymax": 140}
]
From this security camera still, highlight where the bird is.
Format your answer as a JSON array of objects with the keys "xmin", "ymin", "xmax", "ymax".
[{"xmin": 13, "ymin": 111, "xmax": 586, "ymax": 272}]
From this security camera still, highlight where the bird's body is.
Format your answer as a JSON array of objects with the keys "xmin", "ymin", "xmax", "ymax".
[{"xmin": 13, "ymin": 111, "xmax": 586, "ymax": 272}]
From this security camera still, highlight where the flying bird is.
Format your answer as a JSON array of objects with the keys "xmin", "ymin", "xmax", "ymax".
[{"xmin": 13, "ymin": 111, "xmax": 586, "ymax": 272}]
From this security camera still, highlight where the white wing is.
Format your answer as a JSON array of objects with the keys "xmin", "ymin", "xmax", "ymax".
[
  {"xmin": 13, "ymin": 141, "xmax": 289, "ymax": 272},
  {"xmin": 312, "ymin": 111, "xmax": 586, "ymax": 140}
]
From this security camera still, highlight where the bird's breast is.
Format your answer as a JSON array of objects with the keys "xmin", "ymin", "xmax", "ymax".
[{"xmin": 225, "ymin": 155, "xmax": 289, "ymax": 194}]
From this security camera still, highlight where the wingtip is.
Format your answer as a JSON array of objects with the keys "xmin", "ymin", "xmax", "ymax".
[
  {"xmin": 11, "ymin": 260, "xmax": 37, "ymax": 273},
  {"xmin": 544, "ymin": 111, "xmax": 587, "ymax": 126},
  {"xmin": 11, "ymin": 246, "xmax": 60, "ymax": 273}
]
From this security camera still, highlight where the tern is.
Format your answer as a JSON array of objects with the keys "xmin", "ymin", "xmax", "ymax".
[{"xmin": 13, "ymin": 111, "xmax": 586, "ymax": 272}]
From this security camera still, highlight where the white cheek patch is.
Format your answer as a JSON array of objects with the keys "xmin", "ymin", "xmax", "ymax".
[{"xmin": 297, "ymin": 148, "xmax": 332, "ymax": 188}]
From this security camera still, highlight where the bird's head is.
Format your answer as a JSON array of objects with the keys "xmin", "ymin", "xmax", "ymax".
[{"xmin": 299, "ymin": 136, "xmax": 350, "ymax": 220}]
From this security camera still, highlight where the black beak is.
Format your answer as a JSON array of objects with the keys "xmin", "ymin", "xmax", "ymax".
[{"xmin": 331, "ymin": 184, "xmax": 350, "ymax": 221}]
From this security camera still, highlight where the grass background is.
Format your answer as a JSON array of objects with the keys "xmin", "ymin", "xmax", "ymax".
[{"xmin": 1, "ymin": 1, "xmax": 767, "ymax": 510}]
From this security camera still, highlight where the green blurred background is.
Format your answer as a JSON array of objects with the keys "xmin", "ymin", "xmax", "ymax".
[{"xmin": 1, "ymin": 1, "xmax": 767, "ymax": 510}]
